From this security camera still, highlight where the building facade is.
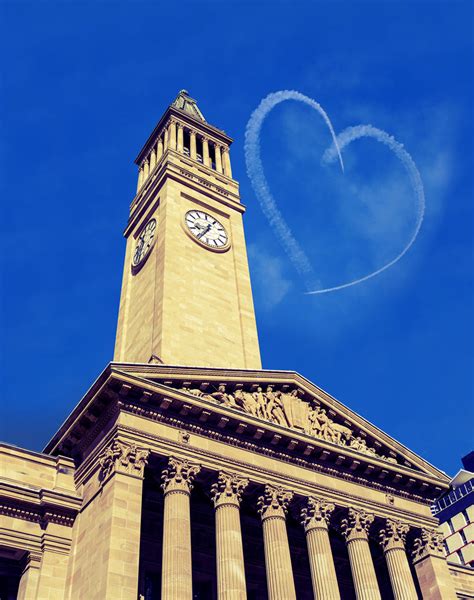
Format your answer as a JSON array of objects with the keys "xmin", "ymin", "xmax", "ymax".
[{"xmin": 1, "ymin": 91, "xmax": 472, "ymax": 599}]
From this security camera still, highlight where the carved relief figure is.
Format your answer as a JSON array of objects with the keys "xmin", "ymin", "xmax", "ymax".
[{"xmin": 179, "ymin": 381, "xmax": 397, "ymax": 463}]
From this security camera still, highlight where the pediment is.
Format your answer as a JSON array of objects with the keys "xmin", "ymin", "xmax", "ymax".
[{"xmin": 110, "ymin": 363, "xmax": 448, "ymax": 485}]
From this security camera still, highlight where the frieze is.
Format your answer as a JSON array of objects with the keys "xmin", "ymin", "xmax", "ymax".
[
  {"xmin": 181, "ymin": 383, "xmax": 398, "ymax": 464},
  {"xmin": 118, "ymin": 401, "xmax": 433, "ymax": 505}
]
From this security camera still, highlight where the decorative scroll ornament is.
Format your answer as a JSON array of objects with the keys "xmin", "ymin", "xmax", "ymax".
[
  {"xmin": 257, "ymin": 485, "xmax": 293, "ymax": 520},
  {"xmin": 412, "ymin": 528, "xmax": 445, "ymax": 561},
  {"xmin": 180, "ymin": 383, "xmax": 398, "ymax": 464},
  {"xmin": 340, "ymin": 508, "xmax": 375, "ymax": 542},
  {"xmin": 98, "ymin": 440, "xmax": 149, "ymax": 482},
  {"xmin": 379, "ymin": 519, "xmax": 409, "ymax": 552},
  {"xmin": 211, "ymin": 471, "xmax": 249, "ymax": 508},
  {"xmin": 161, "ymin": 457, "xmax": 201, "ymax": 496},
  {"xmin": 300, "ymin": 496, "xmax": 335, "ymax": 532}
]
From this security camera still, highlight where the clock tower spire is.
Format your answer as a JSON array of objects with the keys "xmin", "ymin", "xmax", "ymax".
[{"xmin": 114, "ymin": 91, "xmax": 261, "ymax": 369}]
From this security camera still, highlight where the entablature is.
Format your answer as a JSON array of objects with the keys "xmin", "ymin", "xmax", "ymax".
[{"xmin": 44, "ymin": 363, "xmax": 450, "ymax": 506}]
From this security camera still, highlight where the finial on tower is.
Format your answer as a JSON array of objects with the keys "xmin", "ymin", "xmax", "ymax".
[{"xmin": 172, "ymin": 89, "xmax": 206, "ymax": 122}]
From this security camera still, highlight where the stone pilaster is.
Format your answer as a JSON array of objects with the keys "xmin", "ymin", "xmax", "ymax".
[
  {"xmin": 257, "ymin": 485, "xmax": 296, "ymax": 600},
  {"xmin": 301, "ymin": 497, "xmax": 340, "ymax": 600},
  {"xmin": 17, "ymin": 553, "xmax": 41, "ymax": 600},
  {"xmin": 341, "ymin": 508, "xmax": 381, "ymax": 600},
  {"xmin": 412, "ymin": 528, "xmax": 456, "ymax": 600},
  {"xmin": 161, "ymin": 457, "xmax": 201, "ymax": 600},
  {"xmin": 379, "ymin": 519, "xmax": 417, "ymax": 600},
  {"xmin": 211, "ymin": 471, "xmax": 249, "ymax": 600},
  {"xmin": 150, "ymin": 147, "xmax": 156, "ymax": 171},
  {"xmin": 157, "ymin": 138, "xmax": 164, "ymax": 160}
]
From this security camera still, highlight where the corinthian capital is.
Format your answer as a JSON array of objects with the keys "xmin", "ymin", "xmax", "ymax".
[
  {"xmin": 257, "ymin": 485, "xmax": 293, "ymax": 520},
  {"xmin": 301, "ymin": 496, "xmax": 335, "ymax": 532},
  {"xmin": 379, "ymin": 519, "xmax": 409, "ymax": 552},
  {"xmin": 98, "ymin": 440, "xmax": 149, "ymax": 483},
  {"xmin": 412, "ymin": 528, "xmax": 445, "ymax": 561},
  {"xmin": 340, "ymin": 508, "xmax": 375, "ymax": 543},
  {"xmin": 211, "ymin": 471, "xmax": 249, "ymax": 508},
  {"xmin": 161, "ymin": 457, "xmax": 200, "ymax": 496}
]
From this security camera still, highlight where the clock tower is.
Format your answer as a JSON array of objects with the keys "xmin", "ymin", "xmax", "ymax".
[{"xmin": 114, "ymin": 90, "xmax": 261, "ymax": 369}]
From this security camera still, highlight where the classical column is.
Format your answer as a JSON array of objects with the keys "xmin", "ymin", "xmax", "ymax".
[
  {"xmin": 379, "ymin": 520, "xmax": 418, "ymax": 600},
  {"xmin": 222, "ymin": 147, "xmax": 232, "ymax": 177},
  {"xmin": 301, "ymin": 497, "xmax": 340, "ymax": 600},
  {"xmin": 190, "ymin": 130, "xmax": 197, "ymax": 160},
  {"xmin": 143, "ymin": 158, "xmax": 149, "ymax": 180},
  {"xmin": 215, "ymin": 143, "xmax": 223, "ymax": 173},
  {"xmin": 149, "ymin": 147, "xmax": 156, "ymax": 171},
  {"xmin": 157, "ymin": 137, "xmax": 164, "ymax": 160},
  {"xmin": 164, "ymin": 127, "xmax": 169, "ymax": 150},
  {"xmin": 211, "ymin": 471, "xmax": 249, "ymax": 600},
  {"xmin": 412, "ymin": 528, "xmax": 457, "ymax": 600},
  {"xmin": 161, "ymin": 457, "xmax": 201, "ymax": 600},
  {"xmin": 177, "ymin": 123, "xmax": 184, "ymax": 153},
  {"xmin": 168, "ymin": 120, "xmax": 177, "ymax": 151},
  {"xmin": 341, "ymin": 508, "xmax": 381, "ymax": 600},
  {"xmin": 202, "ymin": 137, "xmax": 210, "ymax": 167},
  {"xmin": 257, "ymin": 485, "xmax": 296, "ymax": 600},
  {"xmin": 136, "ymin": 165, "xmax": 144, "ymax": 192}
]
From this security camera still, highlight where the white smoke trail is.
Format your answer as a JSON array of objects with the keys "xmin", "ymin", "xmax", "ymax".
[
  {"xmin": 305, "ymin": 124, "xmax": 425, "ymax": 294},
  {"xmin": 244, "ymin": 91, "xmax": 344, "ymax": 287}
]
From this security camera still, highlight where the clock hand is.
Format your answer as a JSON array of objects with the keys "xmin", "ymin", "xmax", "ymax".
[{"xmin": 197, "ymin": 224, "xmax": 211, "ymax": 239}]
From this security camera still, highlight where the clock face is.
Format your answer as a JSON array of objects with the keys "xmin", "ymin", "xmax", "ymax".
[
  {"xmin": 185, "ymin": 210, "xmax": 229, "ymax": 249},
  {"xmin": 132, "ymin": 219, "xmax": 156, "ymax": 268}
]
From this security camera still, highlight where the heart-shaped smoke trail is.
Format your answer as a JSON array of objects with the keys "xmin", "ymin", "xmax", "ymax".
[
  {"xmin": 244, "ymin": 91, "xmax": 344, "ymax": 290},
  {"xmin": 316, "ymin": 125, "xmax": 425, "ymax": 294},
  {"xmin": 245, "ymin": 92, "xmax": 425, "ymax": 295}
]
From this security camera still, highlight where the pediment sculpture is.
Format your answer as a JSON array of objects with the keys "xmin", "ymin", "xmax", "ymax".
[{"xmin": 180, "ymin": 383, "xmax": 398, "ymax": 464}]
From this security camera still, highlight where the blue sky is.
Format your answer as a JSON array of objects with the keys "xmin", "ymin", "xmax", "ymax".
[{"xmin": 1, "ymin": 0, "xmax": 472, "ymax": 476}]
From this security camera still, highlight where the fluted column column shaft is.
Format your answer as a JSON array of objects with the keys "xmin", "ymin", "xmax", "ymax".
[
  {"xmin": 215, "ymin": 500, "xmax": 246, "ymax": 599},
  {"xmin": 306, "ymin": 526, "xmax": 340, "ymax": 599},
  {"xmin": 215, "ymin": 144, "xmax": 223, "ymax": 172},
  {"xmin": 161, "ymin": 457, "xmax": 200, "ymax": 600},
  {"xmin": 190, "ymin": 131, "xmax": 197, "ymax": 160},
  {"xmin": 342, "ymin": 509, "xmax": 381, "ymax": 600},
  {"xmin": 258, "ymin": 486, "xmax": 296, "ymax": 600},
  {"xmin": 379, "ymin": 520, "xmax": 417, "ymax": 600},
  {"xmin": 385, "ymin": 548, "xmax": 418, "ymax": 600},
  {"xmin": 157, "ymin": 138, "xmax": 164, "ymax": 160},
  {"xmin": 347, "ymin": 538, "xmax": 381, "ymax": 600},
  {"xmin": 162, "ymin": 489, "xmax": 192, "ymax": 600},
  {"xmin": 262, "ymin": 516, "xmax": 296, "ymax": 600},
  {"xmin": 212, "ymin": 472, "xmax": 248, "ymax": 600},
  {"xmin": 150, "ymin": 147, "xmax": 156, "ymax": 170}
]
